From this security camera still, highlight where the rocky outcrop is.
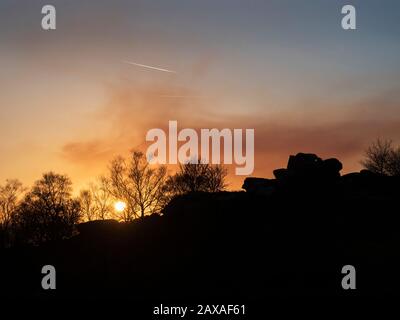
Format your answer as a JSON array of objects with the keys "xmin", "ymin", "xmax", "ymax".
[
  {"xmin": 244, "ymin": 153, "xmax": 343, "ymax": 194},
  {"xmin": 242, "ymin": 178, "xmax": 276, "ymax": 195}
]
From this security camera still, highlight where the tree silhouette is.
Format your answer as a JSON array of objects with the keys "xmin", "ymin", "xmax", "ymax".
[
  {"xmin": 0, "ymin": 179, "xmax": 25, "ymax": 248},
  {"xmin": 12, "ymin": 172, "xmax": 81, "ymax": 245},
  {"xmin": 105, "ymin": 151, "xmax": 168, "ymax": 220},
  {"xmin": 165, "ymin": 162, "xmax": 227, "ymax": 198},
  {"xmin": 79, "ymin": 189, "xmax": 94, "ymax": 221},
  {"xmin": 361, "ymin": 138, "xmax": 400, "ymax": 176},
  {"xmin": 387, "ymin": 147, "xmax": 400, "ymax": 176},
  {"xmin": 79, "ymin": 180, "xmax": 114, "ymax": 221}
]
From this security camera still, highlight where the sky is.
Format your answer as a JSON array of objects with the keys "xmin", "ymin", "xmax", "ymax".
[{"xmin": 1, "ymin": 0, "xmax": 400, "ymax": 191}]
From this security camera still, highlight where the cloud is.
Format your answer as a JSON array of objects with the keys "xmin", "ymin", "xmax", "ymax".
[
  {"xmin": 61, "ymin": 81, "xmax": 206, "ymax": 166},
  {"xmin": 61, "ymin": 81, "xmax": 400, "ymax": 186},
  {"xmin": 62, "ymin": 140, "xmax": 116, "ymax": 165}
]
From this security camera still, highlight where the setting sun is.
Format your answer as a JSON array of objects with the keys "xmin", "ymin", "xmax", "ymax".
[{"xmin": 114, "ymin": 201, "xmax": 127, "ymax": 212}]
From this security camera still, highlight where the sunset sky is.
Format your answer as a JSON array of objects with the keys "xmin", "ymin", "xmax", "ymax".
[{"xmin": 1, "ymin": 0, "xmax": 400, "ymax": 191}]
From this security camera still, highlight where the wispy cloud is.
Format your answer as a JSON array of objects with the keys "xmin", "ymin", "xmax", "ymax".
[{"xmin": 122, "ymin": 61, "xmax": 177, "ymax": 74}]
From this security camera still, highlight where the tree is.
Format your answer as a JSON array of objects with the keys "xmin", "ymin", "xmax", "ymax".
[
  {"xmin": 0, "ymin": 179, "xmax": 24, "ymax": 247},
  {"xmin": 12, "ymin": 172, "xmax": 81, "ymax": 246},
  {"xmin": 79, "ymin": 180, "xmax": 114, "ymax": 221},
  {"xmin": 105, "ymin": 151, "xmax": 168, "ymax": 220},
  {"xmin": 361, "ymin": 139, "xmax": 400, "ymax": 176},
  {"xmin": 91, "ymin": 180, "xmax": 114, "ymax": 220},
  {"xmin": 387, "ymin": 147, "xmax": 400, "ymax": 176},
  {"xmin": 79, "ymin": 189, "xmax": 95, "ymax": 221},
  {"xmin": 165, "ymin": 162, "xmax": 227, "ymax": 198}
]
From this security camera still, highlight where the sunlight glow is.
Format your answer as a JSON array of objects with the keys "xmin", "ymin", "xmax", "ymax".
[{"xmin": 114, "ymin": 201, "xmax": 127, "ymax": 213}]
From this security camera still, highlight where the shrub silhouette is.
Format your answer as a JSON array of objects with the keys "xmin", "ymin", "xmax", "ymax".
[{"xmin": 165, "ymin": 162, "xmax": 227, "ymax": 198}]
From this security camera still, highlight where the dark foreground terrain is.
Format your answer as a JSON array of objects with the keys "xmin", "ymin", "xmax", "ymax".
[{"xmin": 1, "ymin": 153, "xmax": 400, "ymax": 303}]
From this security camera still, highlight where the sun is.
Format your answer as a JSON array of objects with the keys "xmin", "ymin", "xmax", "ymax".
[{"xmin": 114, "ymin": 201, "xmax": 127, "ymax": 213}]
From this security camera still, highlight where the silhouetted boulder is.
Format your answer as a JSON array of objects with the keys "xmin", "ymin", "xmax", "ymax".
[
  {"xmin": 287, "ymin": 153, "xmax": 322, "ymax": 172},
  {"xmin": 340, "ymin": 168, "xmax": 400, "ymax": 197},
  {"xmin": 242, "ymin": 178, "xmax": 276, "ymax": 195},
  {"xmin": 341, "ymin": 172, "xmax": 360, "ymax": 181},
  {"xmin": 321, "ymin": 158, "xmax": 343, "ymax": 179},
  {"xmin": 273, "ymin": 168, "xmax": 289, "ymax": 180},
  {"xmin": 360, "ymin": 169, "xmax": 377, "ymax": 177},
  {"xmin": 244, "ymin": 153, "xmax": 344, "ymax": 195},
  {"xmin": 283, "ymin": 153, "xmax": 342, "ymax": 181}
]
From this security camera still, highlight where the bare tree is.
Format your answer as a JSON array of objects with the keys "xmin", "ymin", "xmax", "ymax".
[
  {"xmin": 105, "ymin": 156, "xmax": 139, "ymax": 221},
  {"xmin": 361, "ymin": 139, "xmax": 394, "ymax": 175},
  {"xmin": 79, "ymin": 180, "xmax": 115, "ymax": 222},
  {"xmin": 79, "ymin": 189, "xmax": 95, "ymax": 221},
  {"xmin": 387, "ymin": 147, "xmax": 400, "ymax": 176},
  {"xmin": 361, "ymin": 139, "xmax": 400, "ymax": 176},
  {"xmin": 91, "ymin": 180, "xmax": 114, "ymax": 220},
  {"xmin": 130, "ymin": 151, "xmax": 168, "ymax": 217},
  {"xmin": 105, "ymin": 151, "xmax": 168, "ymax": 220},
  {"xmin": 165, "ymin": 161, "xmax": 227, "ymax": 198},
  {"xmin": 0, "ymin": 179, "xmax": 25, "ymax": 247}
]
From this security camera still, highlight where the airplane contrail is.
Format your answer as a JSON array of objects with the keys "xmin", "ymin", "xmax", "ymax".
[
  {"xmin": 159, "ymin": 95, "xmax": 206, "ymax": 99},
  {"xmin": 122, "ymin": 61, "xmax": 177, "ymax": 73}
]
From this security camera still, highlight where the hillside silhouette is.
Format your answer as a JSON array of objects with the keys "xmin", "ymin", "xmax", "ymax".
[{"xmin": 1, "ymin": 152, "xmax": 400, "ymax": 300}]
